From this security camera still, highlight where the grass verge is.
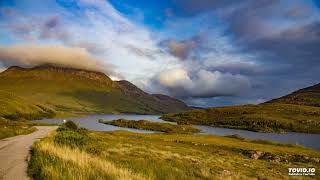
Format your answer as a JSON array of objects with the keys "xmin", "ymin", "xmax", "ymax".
[{"xmin": 0, "ymin": 118, "xmax": 37, "ymax": 139}]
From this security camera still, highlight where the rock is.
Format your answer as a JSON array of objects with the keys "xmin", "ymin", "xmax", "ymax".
[
  {"xmin": 311, "ymin": 157, "xmax": 320, "ymax": 163},
  {"xmin": 249, "ymin": 150, "xmax": 265, "ymax": 159}
]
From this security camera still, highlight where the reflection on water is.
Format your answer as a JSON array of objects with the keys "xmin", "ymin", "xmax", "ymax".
[{"xmin": 34, "ymin": 114, "xmax": 320, "ymax": 150}]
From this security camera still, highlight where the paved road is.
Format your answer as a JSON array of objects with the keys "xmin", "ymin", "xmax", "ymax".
[{"xmin": 0, "ymin": 126, "xmax": 57, "ymax": 180}]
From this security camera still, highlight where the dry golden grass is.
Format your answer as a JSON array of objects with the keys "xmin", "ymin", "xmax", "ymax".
[
  {"xmin": 35, "ymin": 140, "xmax": 149, "ymax": 180},
  {"xmin": 29, "ymin": 126, "xmax": 320, "ymax": 180}
]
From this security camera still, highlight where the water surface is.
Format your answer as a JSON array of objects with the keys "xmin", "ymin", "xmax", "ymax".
[{"xmin": 34, "ymin": 114, "xmax": 320, "ymax": 150}]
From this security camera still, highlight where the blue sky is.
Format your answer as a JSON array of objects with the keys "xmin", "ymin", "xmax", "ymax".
[{"xmin": 0, "ymin": 0, "xmax": 319, "ymax": 107}]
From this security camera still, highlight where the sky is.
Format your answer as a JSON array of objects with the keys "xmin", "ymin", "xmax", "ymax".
[{"xmin": 0, "ymin": 0, "xmax": 319, "ymax": 107}]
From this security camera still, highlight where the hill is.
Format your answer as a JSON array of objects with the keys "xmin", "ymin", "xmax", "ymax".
[
  {"xmin": 0, "ymin": 65, "xmax": 189, "ymax": 120},
  {"xmin": 267, "ymin": 83, "xmax": 320, "ymax": 107},
  {"xmin": 161, "ymin": 83, "xmax": 320, "ymax": 133}
]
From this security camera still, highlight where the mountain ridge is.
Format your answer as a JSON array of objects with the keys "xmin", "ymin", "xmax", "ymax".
[{"xmin": 0, "ymin": 65, "xmax": 190, "ymax": 119}]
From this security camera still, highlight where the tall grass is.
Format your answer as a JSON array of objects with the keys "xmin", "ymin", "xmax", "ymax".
[
  {"xmin": 28, "ymin": 124, "xmax": 149, "ymax": 180},
  {"xmin": 29, "ymin": 141, "xmax": 148, "ymax": 180},
  {"xmin": 28, "ymin": 124, "xmax": 320, "ymax": 179}
]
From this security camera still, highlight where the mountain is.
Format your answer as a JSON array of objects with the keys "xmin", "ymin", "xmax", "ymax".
[
  {"xmin": 0, "ymin": 65, "xmax": 189, "ymax": 120},
  {"xmin": 267, "ymin": 83, "xmax": 320, "ymax": 107},
  {"xmin": 161, "ymin": 83, "xmax": 320, "ymax": 133}
]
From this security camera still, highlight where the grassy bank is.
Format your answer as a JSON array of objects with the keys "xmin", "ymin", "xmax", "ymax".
[
  {"xmin": 0, "ymin": 118, "xmax": 37, "ymax": 139},
  {"xmin": 161, "ymin": 103, "xmax": 320, "ymax": 133},
  {"xmin": 28, "ymin": 123, "xmax": 320, "ymax": 179},
  {"xmin": 99, "ymin": 119, "xmax": 201, "ymax": 134}
]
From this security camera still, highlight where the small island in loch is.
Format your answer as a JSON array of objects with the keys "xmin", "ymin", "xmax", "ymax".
[{"xmin": 99, "ymin": 119, "xmax": 201, "ymax": 134}]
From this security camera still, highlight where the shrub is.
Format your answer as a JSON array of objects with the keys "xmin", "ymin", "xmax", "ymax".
[
  {"xmin": 63, "ymin": 121, "xmax": 78, "ymax": 130},
  {"xmin": 77, "ymin": 127, "xmax": 89, "ymax": 135},
  {"xmin": 54, "ymin": 130, "xmax": 89, "ymax": 149}
]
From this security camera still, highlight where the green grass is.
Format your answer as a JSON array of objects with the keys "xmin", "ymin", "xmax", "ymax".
[
  {"xmin": 0, "ymin": 118, "xmax": 37, "ymax": 139},
  {"xmin": 0, "ymin": 91, "xmax": 56, "ymax": 120},
  {"xmin": 99, "ymin": 119, "xmax": 201, "ymax": 134},
  {"xmin": 28, "ymin": 125, "xmax": 320, "ymax": 179},
  {"xmin": 0, "ymin": 66, "xmax": 189, "ymax": 118},
  {"xmin": 161, "ymin": 103, "xmax": 320, "ymax": 133}
]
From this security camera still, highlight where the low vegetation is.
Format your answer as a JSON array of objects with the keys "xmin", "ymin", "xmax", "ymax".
[
  {"xmin": 0, "ymin": 91, "xmax": 55, "ymax": 121},
  {"xmin": 99, "ymin": 119, "xmax": 201, "ymax": 134},
  {"xmin": 269, "ymin": 83, "xmax": 320, "ymax": 107},
  {"xmin": 28, "ymin": 123, "xmax": 320, "ymax": 179},
  {"xmin": 28, "ymin": 122, "xmax": 148, "ymax": 180},
  {"xmin": 161, "ymin": 103, "xmax": 320, "ymax": 133},
  {"xmin": 0, "ymin": 118, "xmax": 37, "ymax": 139}
]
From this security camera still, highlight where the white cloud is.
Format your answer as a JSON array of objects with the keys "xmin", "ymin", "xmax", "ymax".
[
  {"xmin": 0, "ymin": 44, "xmax": 117, "ymax": 76},
  {"xmin": 154, "ymin": 68, "xmax": 251, "ymax": 97}
]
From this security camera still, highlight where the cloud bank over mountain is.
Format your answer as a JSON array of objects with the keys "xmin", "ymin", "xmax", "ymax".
[
  {"xmin": 0, "ymin": 44, "xmax": 118, "ymax": 76},
  {"xmin": 0, "ymin": 0, "xmax": 319, "ymax": 106}
]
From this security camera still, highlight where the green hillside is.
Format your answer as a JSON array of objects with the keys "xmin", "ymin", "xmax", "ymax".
[
  {"xmin": 0, "ymin": 91, "xmax": 55, "ymax": 120},
  {"xmin": 0, "ymin": 65, "xmax": 189, "ymax": 120},
  {"xmin": 162, "ymin": 83, "xmax": 320, "ymax": 133},
  {"xmin": 267, "ymin": 83, "xmax": 320, "ymax": 107}
]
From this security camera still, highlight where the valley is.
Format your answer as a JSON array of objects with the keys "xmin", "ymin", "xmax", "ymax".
[{"xmin": 0, "ymin": 65, "xmax": 319, "ymax": 179}]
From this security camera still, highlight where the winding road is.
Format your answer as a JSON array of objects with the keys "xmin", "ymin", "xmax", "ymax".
[{"xmin": 0, "ymin": 126, "xmax": 57, "ymax": 180}]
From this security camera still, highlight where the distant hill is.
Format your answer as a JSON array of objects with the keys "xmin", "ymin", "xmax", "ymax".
[
  {"xmin": 161, "ymin": 83, "xmax": 320, "ymax": 133},
  {"xmin": 0, "ymin": 65, "xmax": 189, "ymax": 119},
  {"xmin": 267, "ymin": 83, "xmax": 320, "ymax": 107}
]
